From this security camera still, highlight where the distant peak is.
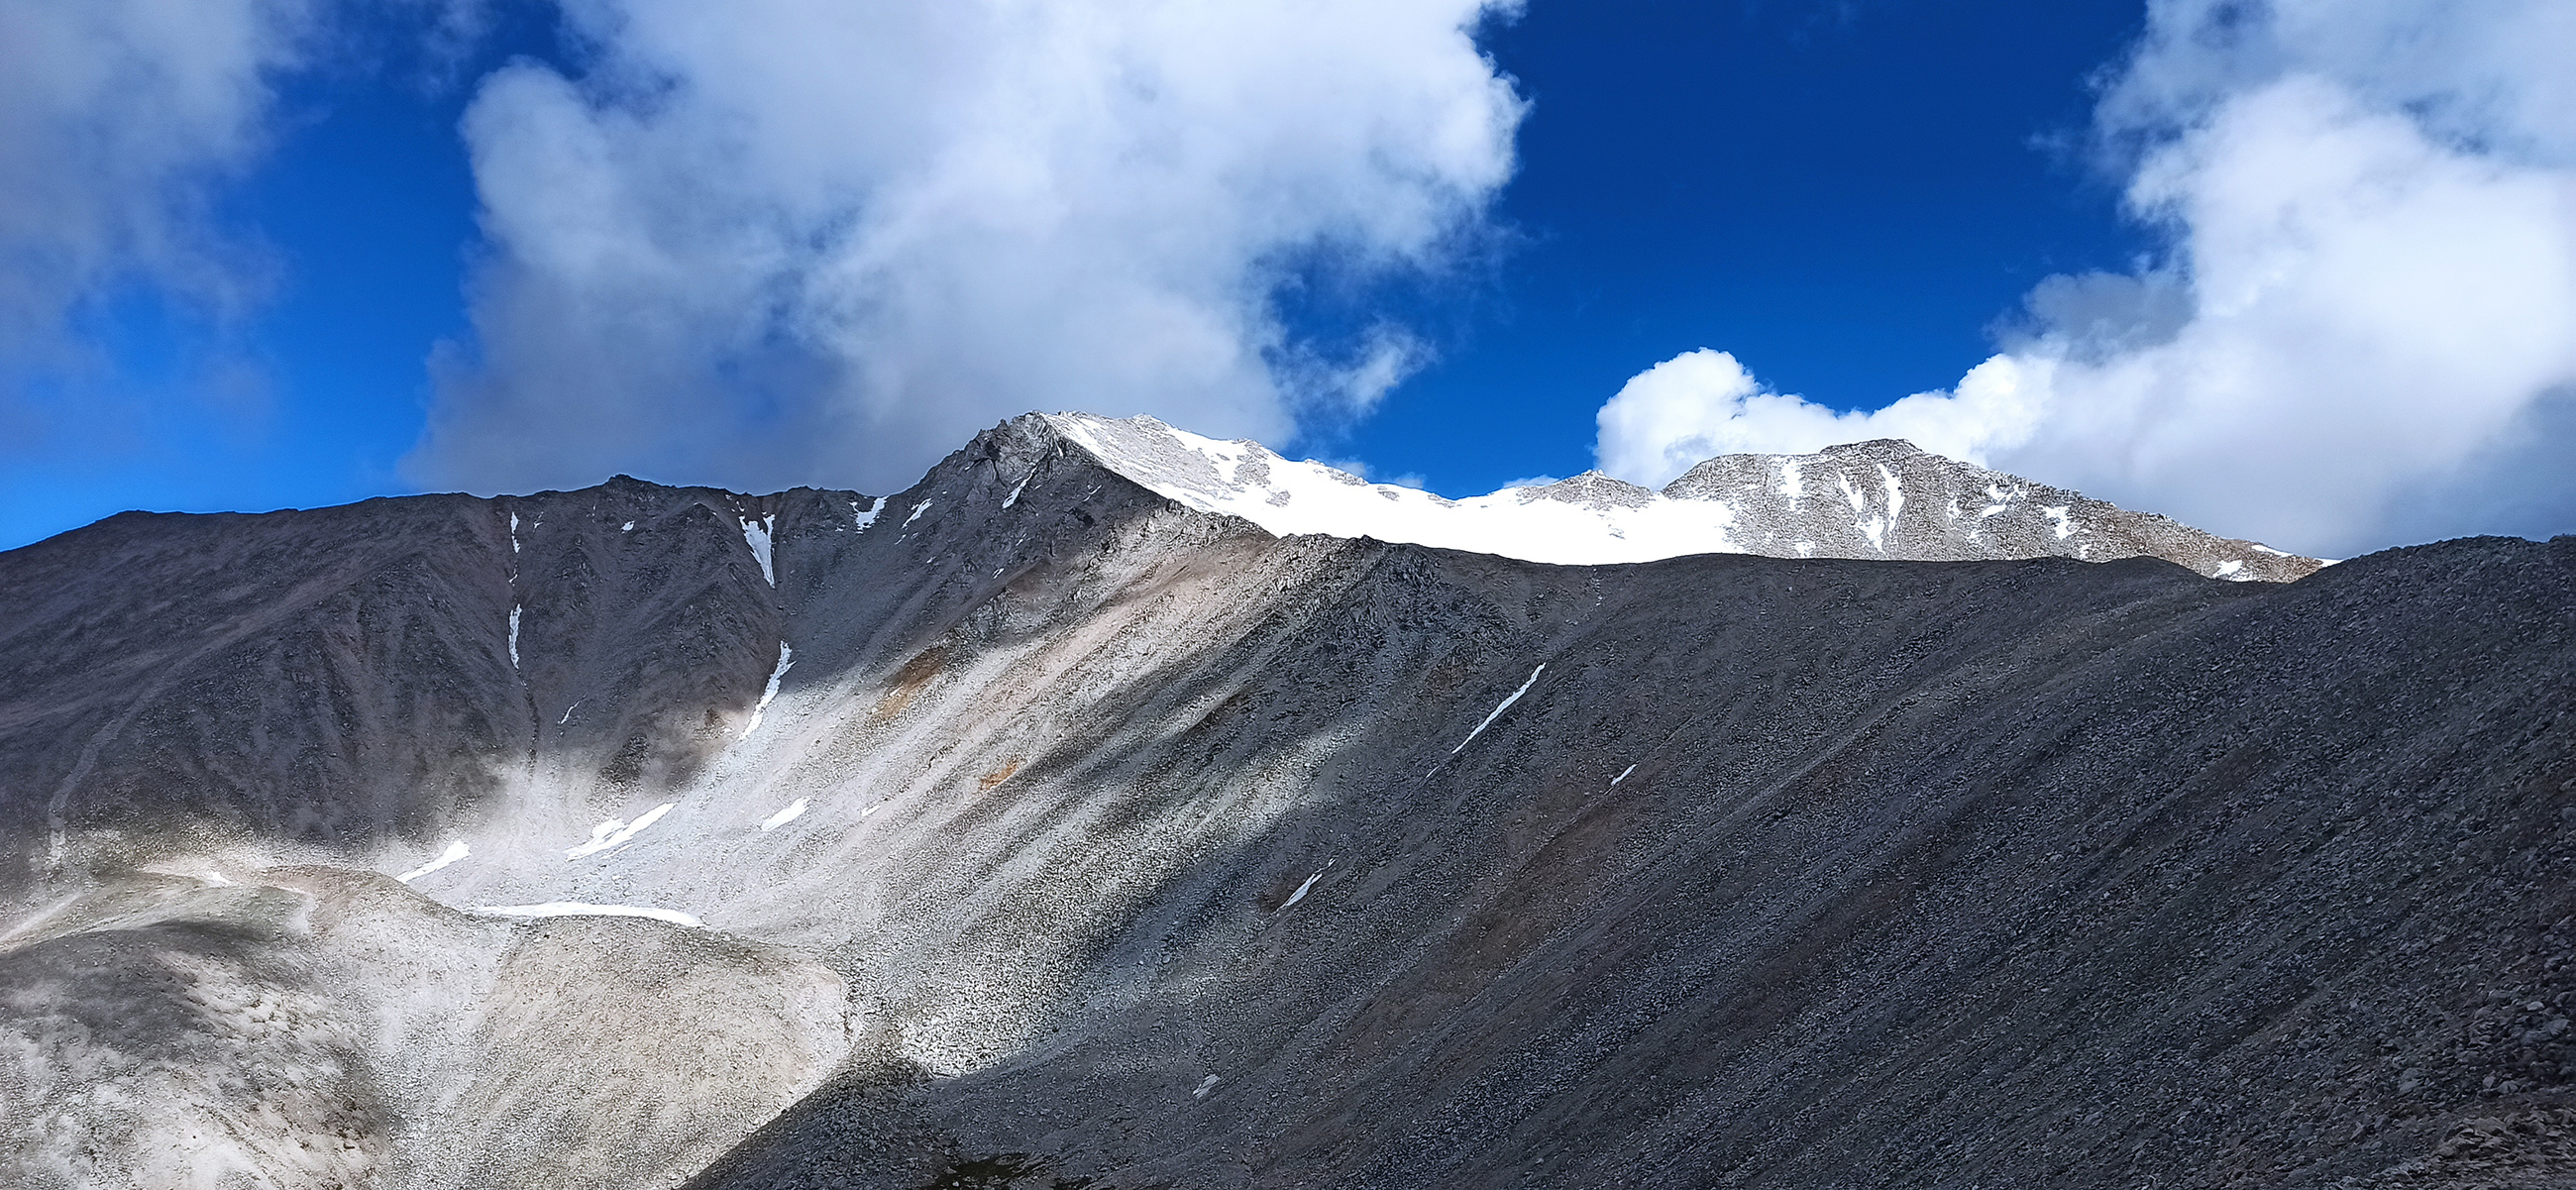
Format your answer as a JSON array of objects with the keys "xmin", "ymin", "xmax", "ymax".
[{"xmin": 1517, "ymin": 472, "xmax": 1656, "ymax": 510}]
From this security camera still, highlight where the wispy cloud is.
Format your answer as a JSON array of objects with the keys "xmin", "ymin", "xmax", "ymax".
[
  {"xmin": 0, "ymin": 0, "xmax": 314, "ymax": 389},
  {"xmin": 1596, "ymin": 0, "xmax": 2576, "ymax": 557},
  {"xmin": 0, "ymin": 0, "xmax": 491, "ymax": 463},
  {"xmin": 409, "ymin": 0, "xmax": 1526, "ymax": 497}
]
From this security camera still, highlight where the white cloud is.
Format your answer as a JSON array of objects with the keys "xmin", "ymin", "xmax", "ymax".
[
  {"xmin": 1594, "ymin": 349, "xmax": 2045, "ymax": 488},
  {"xmin": 410, "ymin": 0, "xmax": 1524, "ymax": 496},
  {"xmin": 1596, "ymin": 0, "xmax": 2576, "ymax": 558}
]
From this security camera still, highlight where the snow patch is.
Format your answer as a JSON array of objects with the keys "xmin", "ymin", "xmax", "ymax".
[
  {"xmin": 1194, "ymin": 1075, "xmax": 1220, "ymax": 1098},
  {"xmin": 851, "ymin": 496, "xmax": 881, "ymax": 531},
  {"xmin": 741, "ymin": 516, "xmax": 777, "ymax": 586},
  {"xmin": 2213, "ymin": 560, "xmax": 2249, "ymax": 580},
  {"xmin": 1002, "ymin": 471, "xmax": 1032, "ymax": 508},
  {"xmin": 2041, "ymin": 505, "xmax": 2079, "ymax": 540},
  {"xmin": 621, "ymin": 521, "xmax": 634, "ymax": 532},
  {"xmin": 1878, "ymin": 464, "xmax": 1904, "ymax": 529},
  {"xmin": 740, "ymin": 644, "xmax": 795, "ymax": 738},
  {"xmin": 566, "ymin": 803, "xmax": 675, "ymax": 860},
  {"xmin": 760, "ymin": 799, "xmax": 809, "ymax": 831},
  {"xmin": 1279, "ymin": 870, "xmax": 1323, "ymax": 912},
  {"xmin": 1453, "ymin": 664, "xmax": 1546, "ymax": 755},
  {"xmin": 507, "ymin": 605, "xmax": 521, "ymax": 668},
  {"xmin": 1836, "ymin": 472, "xmax": 1866, "ymax": 515},
  {"xmin": 470, "ymin": 903, "xmax": 702, "ymax": 928},
  {"xmin": 396, "ymin": 841, "xmax": 471, "ymax": 884},
  {"xmin": 201, "ymin": 870, "xmax": 233, "ymax": 887},
  {"xmin": 1611, "ymin": 764, "xmax": 1636, "ymax": 786},
  {"xmin": 508, "ymin": 511, "xmax": 519, "ymax": 553},
  {"xmin": 1775, "ymin": 460, "xmax": 1804, "ymax": 508}
]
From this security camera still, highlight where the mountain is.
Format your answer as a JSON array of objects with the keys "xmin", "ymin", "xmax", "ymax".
[{"xmin": 1, "ymin": 413, "xmax": 2567, "ymax": 1190}]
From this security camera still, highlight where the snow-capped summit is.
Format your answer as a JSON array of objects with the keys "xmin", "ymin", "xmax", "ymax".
[{"xmin": 1039, "ymin": 412, "xmax": 2323, "ymax": 581}]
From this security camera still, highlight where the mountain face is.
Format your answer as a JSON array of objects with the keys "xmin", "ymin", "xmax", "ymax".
[{"xmin": 0, "ymin": 414, "xmax": 2567, "ymax": 1190}]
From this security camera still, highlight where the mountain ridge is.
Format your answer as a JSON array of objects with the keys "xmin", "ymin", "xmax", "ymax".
[{"xmin": 1036, "ymin": 411, "xmax": 2325, "ymax": 580}]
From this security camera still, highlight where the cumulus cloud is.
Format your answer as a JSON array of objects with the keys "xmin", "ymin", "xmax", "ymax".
[
  {"xmin": 1595, "ymin": 350, "xmax": 2047, "ymax": 488},
  {"xmin": 1596, "ymin": 0, "xmax": 2576, "ymax": 558},
  {"xmin": 410, "ymin": 0, "xmax": 1525, "ymax": 496}
]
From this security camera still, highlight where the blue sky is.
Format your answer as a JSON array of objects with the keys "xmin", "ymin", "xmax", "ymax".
[
  {"xmin": 4, "ymin": 1, "xmax": 2572, "ymax": 557},
  {"xmin": 1344, "ymin": 0, "xmax": 2152, "ymax": 489}
]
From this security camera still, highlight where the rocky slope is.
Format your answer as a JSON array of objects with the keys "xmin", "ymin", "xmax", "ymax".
[{"xmin": 0, "ymin": 414, "xmax": 2565, "ymax": 1189}]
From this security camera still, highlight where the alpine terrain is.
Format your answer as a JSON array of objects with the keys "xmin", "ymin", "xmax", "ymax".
[{"xmin": 1, "ymin": 412, "xmax": 2569, "ymax": 1189}]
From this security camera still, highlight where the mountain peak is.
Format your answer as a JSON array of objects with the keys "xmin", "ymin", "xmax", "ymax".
[{"xmin": 1812, "ymin": 437, "xmax": 1926, "ymax": 459}]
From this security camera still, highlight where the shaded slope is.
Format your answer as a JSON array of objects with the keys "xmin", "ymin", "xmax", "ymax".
[{"xmin": 0, "ymin": 479, "xmax": 811, "ymax": 882}]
